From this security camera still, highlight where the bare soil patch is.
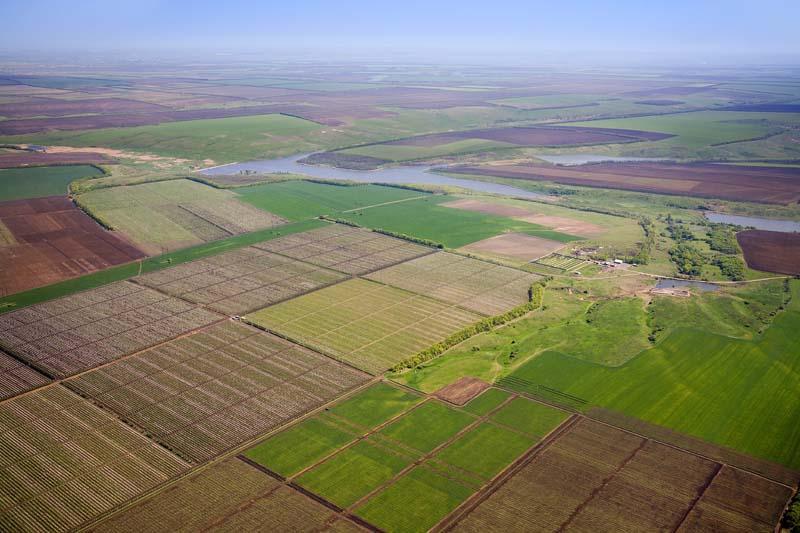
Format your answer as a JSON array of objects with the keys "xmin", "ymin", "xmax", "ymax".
[
  {"xmin": 0, "ymin": 196, "xmax": 145, "ymax": 295},
  {"xmin": 451, "ymin": 162, "xmax": 800, "ymax": 204},
  {"xmin": 460, "ymin": 232, "xmax": 566, "ymax": 262},
  {"xmin": 434, "ymin": 377, "xmax": 491, "ymax": 405},
  {"xmin": 737, "ymin": 229, "xmax": 800, "ymax": 275},
  {"xmin": 0, "ymin": 150, "xmax": 116, "ymax": 168}
]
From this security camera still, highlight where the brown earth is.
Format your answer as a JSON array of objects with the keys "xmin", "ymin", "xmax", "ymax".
[
  {"xmin": 460, "ymin": 232, "xmax": 566, "ymax": 262},
  {"xmin": 736, "ymin": 230, "xmax": 800, "ymax": 275},
  {"xmin": 0, "ymin": 97, "xmax": 168, "ymax": 118},
  {"xmin": 450, "ymin": 162, "xmax": 800, "ymax": 204},
  {"xmin": 0, "ymin": 196, "xmax": 146, "ymax": 296},
  {"xmin": 0, "ymin": 150, "xmax": 116, "ymax": 168},
  {"xmin": 443, "ymin": 198, "xmax": 604, "ymax": 236},
  {"xmin": 434, "ymin": 377, "xmax": 491, "ymax": 405},
  {"xmin": 385, "ymin": 126, "xmax": 672, "ymax": 147}
]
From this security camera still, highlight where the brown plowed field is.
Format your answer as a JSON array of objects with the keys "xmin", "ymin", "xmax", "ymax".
[
  {"xmin": 737, "ymin": 230, "xmax": 800, "ymax": 275},
  {"xmin": 448, "ymin": 418, "xmax": 792, "ymax": 533},
  {"xmin": 451, "ymin": 162, "xmax": 800, "ymax": 204},
  {"xmin": 434, "ymin": 377, "xmax": 491, "ymax": 405},
  {"xmin": 0, "ymin": 97, "xmax": 168, "ymax": 118},
  {"xmin": 0, "ymin": 150, "xmax": 116, "ymax": 168},
  {"xmin": 0, "ymin": 196, "xmax": 145, "ymax": 296},
  {"xmin": 386, "ymin": 126, "xmax": 672, "ymax": 147},
  {"xmin": 460, "ymin": 232, "xmax": 566, "ymax": 262}
]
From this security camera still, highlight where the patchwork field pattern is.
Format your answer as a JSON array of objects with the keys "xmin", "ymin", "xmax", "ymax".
[
  {"xmin": 449, "ymin": 418, "xmax": 793, "ymax": 532},
  {"xmin": 66, "ymin": 321, "xmax": 369, "ymax": 463},
  {"xmin": 254, "ymin": 224, "xmax": 432, "ymax": 275},
  {"xmin": 95, "ymin": 457, "xmax": 362, "ymax": 532},
  {"xmin": 0, "ymin": 281, "xmax": 221, "ymax": 378},
  {"xmin": 0, "ymin": 196, "xmax": 146, "ymax": 296},
  {"xmin": 245, "ymin": 384, "xmax": 568, "ymax": 532},
  {"xmin": 247, "ymin": 279, "xmax": 482, "ymax": 373},
  {"xmin": 78, "ymin": 179, "xmax": 287, "ymax": 254},
  {"xmin": 365, "ymin": 252, "xmax": 539, "ymax": 315},
  {"xmin": 0, "ymin": 385, "xmax": 188, "ymax": 532},
  {"xmin": 136, "ymin": 246, "xmax": 347, "ymax": 315},
  {"xmin": 0, "ymin": 349, "xmax": 51, "ymax": 400}
]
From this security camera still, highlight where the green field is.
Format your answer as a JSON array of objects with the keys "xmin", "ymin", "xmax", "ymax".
[
  {"xmin": 3, "ymin": 114, "xmax": 334, "ymax": 162},
  {"xmin": 462, "ymin": 388, "xmax": 512, "ymax": 415},
  {"xmin": 503, "ymin": 280, "xmax": 800, "ymax": 468},
  {"xmin": 338, "ymin": 195, "xmax": 581, "ymax": 248},
  {"xmin": 246, "ymin": 278, "xmax": 482, "ymax": 373},
  {"xmin": 489, "ymin": 397, "xmax": 569, "ymax": 437},
  {"xmin": 377, "ymin": 401, "xmax": 474, "ymax": 453},
  {"xmin": 236, "ymin": 180, "xmax": 429, "ymax": 220},
  {"xmin": 566, "ymin": 110, "xmax": 800, "ymax": 149},
  {"xmin": 435, "ymin": 422, "xmax": 532, "ymax": 479},
  {"xmin": 328, "ymin": 382, "xmax": 422, "ymax": 429},
  {"xmin": 0, "ymin": 165, "xmax": 103, "ymax": 201}
]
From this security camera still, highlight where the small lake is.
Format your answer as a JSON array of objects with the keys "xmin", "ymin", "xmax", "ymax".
[
  {"xmin": 655, "ymin": 279, "xmax": 721, "ymax": 292},
  {"xmin": 534, "ymin": 154, "xmax": 670, "ymax": 166},
  {"xmin": 201, "ymin": 153, "xmax": 546, "ymax": 199},
  {"xmin": 704, "ymin": 212, "xmax": 800, "ymax": 233}
]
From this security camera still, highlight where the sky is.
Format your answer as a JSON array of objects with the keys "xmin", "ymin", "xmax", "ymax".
[{"xmin": 3, "ymin": 0, "xmax": 800, "ymax": 63}]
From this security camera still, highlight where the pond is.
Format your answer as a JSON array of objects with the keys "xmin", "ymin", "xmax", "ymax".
[
  {"xmin": 201, "ymin": 154, "xmax": 547, "ymax": 199},
  {"xmin": 655, "ymin": 279, "xmax": 721, "ymax": 292},
  {"xmin": 704, "ymin": 212, "xmax": 800, "ymax": 233}
]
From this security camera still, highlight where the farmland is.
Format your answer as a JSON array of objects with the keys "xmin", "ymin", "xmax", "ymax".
[
  {"xmin": 365, "ymin": 252, "xmax": 540, "ymax": 315},
  {"xmin": 448, "ymin": 417, "xmax": 793, "ymax": 532},
  {"xmin": 77, "ymin": 179, "xmax": 287, "ymax": 254},
  {"xmin": 136, "ymin": 246, "xmax": 346, "ymax": 315},
  {"xmin": 92, "ymin": 457, "xmax": 361, "ymax": 532},
  {"xmin": 451, "ymin": 161, "xmax": 800, "ymax": 204},
  {"xmin": 247, "ymin": 278, "xmax": 482, "ymax": 373},
  {"xmin": 0, "ymin": 150, "xmax": 116, "ymax": 169},
  {"xmin": 244, "ymin": 383, "xmax": 568, "ymax": 532},
  {"xmin": 0, "ymin": 280, "xmax": 221, "ymax": 377},
  {"xmin": 0, "ymin": 196, "xmax": 146, "ymax": 295},
  {"xmin": 253, "ymin": 223, "xmax": 433, "ymax": 275},
  {"xmin": 335, "ymin": 195, "xmax": 581, "ymax": 248},
  {"xmin": 236, "ymin": 180, "xmax": 430, "ymax": 221},
  {"xmin": 0, "ymin": 165, "xmax": 103, "ymax": 201},
  {"xmin": 500, "ymin": 280, "xmax": 800, "ymax": 468},
  {"xmin": 0, "ymin": 385, "xmax": 188, "ymax": 532},
  {"xmin": 737, "ymin": 229, "xmax": 800, "ymax": 275},
  {"xmin": 0, "ymin": 348, "xmax": 51, "ymax": 399},
  {"xmin": 66, "ymin": 321, "xmax": 369, "ymax": 463}
]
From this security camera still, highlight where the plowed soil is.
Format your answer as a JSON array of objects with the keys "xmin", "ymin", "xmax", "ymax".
[
  {"xmin": 434, "ymin": 377, "xmax": 491, "ymax": 405},
  {"xmin": 451, "ymin": 162, "xmax": 800, "ymax": 204},
  {"xmin": 737, "ymin": 230, "xmax": 800, "ymax": 275},
  {"xmin": 0, "ymin": 150, "xmax": 116, "ymax": 168},
  {"xmin": 0, "ymin": 196, "xmax": 145, "ymax": 295},
  {"xmin": 460, "ymin": 232, "xmax": 566, "ymax": 261}
]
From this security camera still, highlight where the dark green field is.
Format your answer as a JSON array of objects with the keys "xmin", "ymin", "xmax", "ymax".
[{"xmin": 0, "ymin": 165, "xmax": 103, "ymax": 201}]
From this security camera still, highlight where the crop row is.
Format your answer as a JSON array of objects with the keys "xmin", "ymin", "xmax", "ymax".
[
  {"xmin": 67, "ymin": 321, "xmax": 369, "ymax": 463},
  {"xmin": 534, "ymin": 253, "xmax": 586, "ymax": 271},
  {"xmin": 0, "ymin": 385, "xmax": 188, "ymax": 533},
  {"xmin": 0, "ymin": 351, "xmax": 51, "ymax": 400}
]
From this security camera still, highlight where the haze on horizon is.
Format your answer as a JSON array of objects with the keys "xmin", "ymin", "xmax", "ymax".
[{"xmin": 2, "ymin": 0, "xmax": 800, "ymax": 65}]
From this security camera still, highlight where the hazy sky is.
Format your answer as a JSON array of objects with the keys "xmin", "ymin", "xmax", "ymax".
[{"xmin": 3, "ymin": 0, "xmax": 800, "ymax": 62}]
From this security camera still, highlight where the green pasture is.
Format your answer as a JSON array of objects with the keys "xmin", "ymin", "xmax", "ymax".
[
  {"xmin": 338, "ymin": 195, "xmax": 581, "ymax": 248},
  {"xmin": 236, "ymin": 180, "xmax": 428, "ymax": 221},
  {"xmin": 489, "ymin": 397, "xmax": 569, "ymax": 437},
  {"xmin": 328, "ymin": 382, "xmax": 422, "ymax": 429},
  {"xmin": 436, "ymin": 422, "xmax": 533, "ymax": 479},
  {"xmin": 377, "ymin": 401, "xmax": 474, "ymax": 453},
  {"xmin": 462, "ymin": 388, "xmax": 511, "ymax": 415},
  {"xmin": 0, "ymin": 165, "xmax": 103, "ymax": 201}
]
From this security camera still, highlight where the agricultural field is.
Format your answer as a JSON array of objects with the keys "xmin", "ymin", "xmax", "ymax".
[
  {"xmin": 336, "ymin": 195, "xmax": 581, "ymax": 248},
  {"xmin": 532, "ymin": 253, "xmax": 587, "ymax": 272},
  {"xmin": 0, "ymin": 165, "xmax": 103, "ymax": 201},
  {"xmin": 253, "ymin": 223, "xmax": 432, "ymax": 275},
  {"xmin": 236, "ymin": 180, "xmax": 431, "ymax": 221},
  {"xmin": 448, "ymin": 417, "xmax": 793, "ymax": 532},
  {"xmin": 244, "ymin": 382, "xmax": 568, "ymax": 532},
  {"xmin": 90, "ymin": 457, "xmax": 361, "ymax": 532},
  {"xmin": 247, "ymin": 278, "xmax": 482, "ymax": 373},
  {"xmin": 66, "ymin": 321, "xmax": 369, "ymax": 463},
  {"xmin": 737, "ymin": 229, "xmax": 800, "ymax": 275},
  {"xmin": 77, "ymin": 179, "xmax": 287, "ymax": 254},
  {"xmin": 136, "ymin": 245, "xmax": 346, "ymax": 315},
  {"xmin": 500, "ymin": 280, "xmax": 800, "ymax": 468},
  {"xmin": 0, "ymin": 385, "xmax": 188, "ymax": 532},
  {"xmin": 365, "ymin": 252, "xmax": 540, "ymax": 315},
  {"xmin": 0, "ymin": 348, "xmax": 51, "ymax": 399},
  {"xmin": 450, "ymin": 161, "xmax": 800, "ymax": 204},
  {"xmin": 460, "ymin": 233, "xmax": 567, "ymax": 262},
  {"xmin": 0, "ymin": 280, "xmax": 221, "ymax": 377},
  {"xmin": 0, "ymin": 150, "xmax": 116, "ymax": 169},
  {"xmin": 0, "ymin": 196, "xmax": 146, "ymax": 295}
]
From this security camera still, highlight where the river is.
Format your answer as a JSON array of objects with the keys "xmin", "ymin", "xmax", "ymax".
[
  {"xmin": 200, "ymin": 153, "xmax": 547, "ymax": 199},
  {"xmin": 704, "ymin": 212, "xmax": 800, "ymax": 233}
]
